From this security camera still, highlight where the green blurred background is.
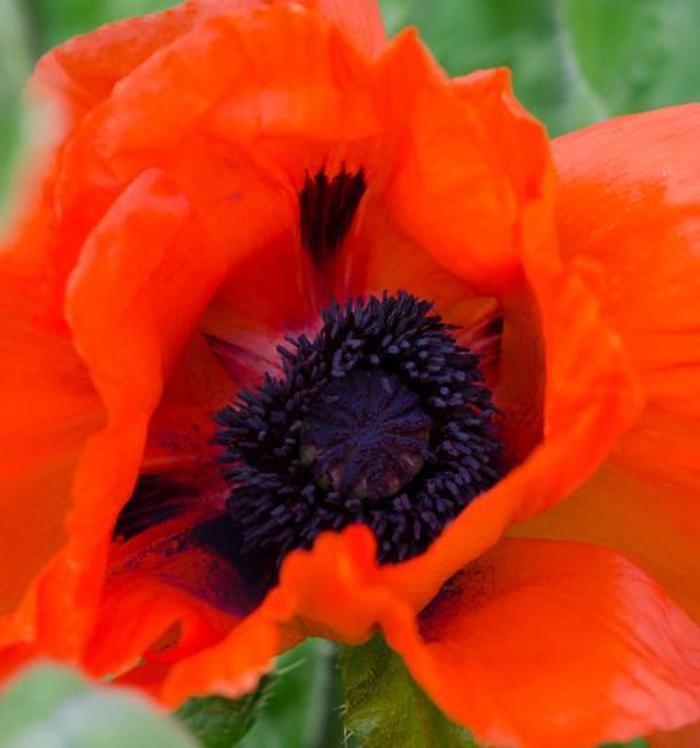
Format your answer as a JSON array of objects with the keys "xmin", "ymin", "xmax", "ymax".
[{"xmin": 0, "ymin": 1, "xmax": 696, "ymax": 746}]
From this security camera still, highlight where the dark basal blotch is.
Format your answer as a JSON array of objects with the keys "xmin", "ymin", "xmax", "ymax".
[
  {"xmin": 113, "ymin": 473, "xmax": 196, "ymax": 541},
  {"xmin": 299, "ymin": 167, "xmax": 366, "ymax": 267}
]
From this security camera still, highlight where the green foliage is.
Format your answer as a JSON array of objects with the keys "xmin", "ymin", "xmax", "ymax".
[
  {"xmin": 241, "ymin": 638, "xmax": 344, "ymax": 748},
  {"xmin": 0, "ymin": 0, "xmax": 32, "ymax": 220},
  {"xmin": 379, "ymin": 0, "xmax": 700, "ymax": 135},
  {"xmin": 0, "ymin": 664, "xmax": 198, "ymax": 748},
  {"xmin": 341, "ymin": 635, "xmax": 477, "ymax": 748},
  {"xmin": 176, "ymin": 690, "xmax": 265, "ymax": 748},
  {"xmin": 177, "ymin": 638, "xmax": 344, "ymax": 748}
]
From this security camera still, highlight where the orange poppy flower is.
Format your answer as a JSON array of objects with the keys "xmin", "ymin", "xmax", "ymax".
[{"xmin": 1, "ymin": 1, "xmax": 699, "ymax": 746}]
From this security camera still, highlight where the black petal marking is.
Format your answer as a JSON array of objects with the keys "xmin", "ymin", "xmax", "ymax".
[
  {"xmin": 299, "ymin": 167, "xmax": 366, "ymax": 267},
  {"xmin": 113, "ymin": 473, "xmax": 196, "ymax": 541}
]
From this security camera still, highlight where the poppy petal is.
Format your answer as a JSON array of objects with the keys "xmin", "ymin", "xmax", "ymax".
[
  {"xmin": 35, "ymin": 4, "xmax": 203, "ymax": 113},
  {"xmin": 134, "ymin": 531, "xmax": 700, "ymax": 748},
  {"xmin": 382, "ymin": 46, "xmax": 527, "ymax": 293},
  {"xmin": 5, "ymin": 1, "xmax": 214, "ymax": 286},
  {"xmin": 191, "ymin": 0, "xmax": 386, "ymax": 57},
  {"xmin": 0, "ymin": 169, "xmax": 241, "ymax": 659},
  {"xmin": 312, "ymin": 0, "xmax": 386, "ymax": 57},
  {"xmin": 513, "ymin": 105, "xmax": 700, "ymax": 621},
  {"xmin": 37, "ymin": 3, "xmax": 379, "ymax": 333},
  {"xmin": 364, "ymin": 63, "xmax": 642, "ymax": 611},
  {"xmin": 158, "ymin": 526, "xmax": 383, "ymax": 704},
  {"xmin": 84, "ymin": 511, "xmax": 249, "ymax": 678},
  {"xmin": 28, "ymin": 0, "xmax": 381, "ymax": 129},
  {"xmin": 0, "ymin": 284, "xmax": 102, "ymax": 614},
  {"xmin": 0, "ymin": 4, "xmax": 400, "ymax": 670},
  {"xmin": 388, "ymin": 539, "xmax": 700, "ymax": 748},
  {"xmin": 553, "ymin": 104, "xmax": 700, "ymax": 473}
]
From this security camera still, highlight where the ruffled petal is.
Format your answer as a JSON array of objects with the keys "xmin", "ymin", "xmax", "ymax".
[
  {"xmin": 307, "ymin": 0, "xmax": 386, "ymax": 57},
  {"xmin": 34, "ymin": 4, "xmax": 202, "ymax": 113},
  {"xmin": 131, "ymin": 531, "xmax": 700, "ymax": 748},
  {"xmin": 32, "ymin": 2, "xmax": 382, "ymax": 336},
  {"xmin": 158, "ymin": 526, "xmax": 387, "ymax": 704},
  {"xmin": 370, "ymin": 64, "xmax": 641, "ymax": 610},
  {"xmin": 514, "ymin": 105, "xmax": 700, "ymax": 621},
  {"xmin": 12, "ymin": 1, "xmax": 374, "ymax": 326},
  {"xmin": 388, "ymin": 539, "xmax": 700, "ymax": 748},
  {"xmin": 24, "ymin": 1, "xmax": 282, "ymax": 131},
  {"xmin": 0, "ymin": 2, "xmax": 381, "ymax": 669},
  {"xmin": 4, "ymin": 1, "xmax": 210, "ymax": 285},
  {"xmin": 0, "ymin": 169, "xmax": 243, "ymax": 660},
  {"xmin": 382, "ymin": 54, "xmax": 524, "ymax": 293}
]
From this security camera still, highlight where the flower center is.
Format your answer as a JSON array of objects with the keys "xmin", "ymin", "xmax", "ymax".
[
  {"xmin": 300, "ymin": 369, "xmax": 432, "ymax": 500},
  {"xmin": 215, "ymin": 292, "xmax": 501, "ymax": 568}
]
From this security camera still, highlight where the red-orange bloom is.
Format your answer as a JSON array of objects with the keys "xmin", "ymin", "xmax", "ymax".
[{"xmin": 1, "ymin": 2, "xmax": 699, "ymax": 747}]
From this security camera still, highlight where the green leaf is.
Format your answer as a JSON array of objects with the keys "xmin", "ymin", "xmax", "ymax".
[
  {"xmin": 178, "ymin": 638, "xmax": 344, "ymax": 748},
  {"xmin": 241, "ymin": 638, "xmax": 344, "ymax": 748},
  {"xmin": 341, "ymin": 635, "xmax": 477, "ymax": 748},
  {"xmin": 176, "ymin": 688, "xmax": 266, "ymax": 748},
  {"xmin": 0, "ymin": 663, "xmax": 198, "ymax": 748}
]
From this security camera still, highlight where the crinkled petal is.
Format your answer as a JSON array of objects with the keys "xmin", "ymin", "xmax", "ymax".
[
  {"xmin": 514, "ymin": 105, "xmax": 700, "ymax": 622},
  {"xmin": 369, "ymin": 64, "xmax": 642, "ymax": 610},
  {"xmin": 158, "ymin": 526, "xmax": 388, "ymax": 703},
  {"xmin": 382, "ymin": 50, "xmax": 523, "ymax": 293},
  {"xmin": 4, "ymin": 0, "xmax": 215, "ymax": 284},
  {"xmin": 0, "ymin": 3, "xmax": 379, "ymax": 669},
  {"xmin": 0, "ymin": 169, "xmax": 243, "ymax": 660}
]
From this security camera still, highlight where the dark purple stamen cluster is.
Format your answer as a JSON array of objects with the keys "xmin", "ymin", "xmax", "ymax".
[
  {"xmin": 300, "ymin": 368, "xmax": 432, "ymax": 501},
  {"xmin": 215, "ymin": 292, "xmax": 501, "ymax": 567}
]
